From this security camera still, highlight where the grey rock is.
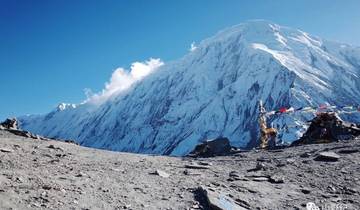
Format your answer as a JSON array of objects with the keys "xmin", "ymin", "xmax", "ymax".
[
  {"xmin": 300, "ymin": 152, "xmax": 311, "ymax": 158},
  {"xmin": 0, "ymin": 148, "xmax": 13, "ymax": 153},
  {"xmin": 247, "ymin": 162, "xmax": 266, "ymax": 172},
  {"xmin": 229, "ymin": 171, "xmax": 240, "ymax": 178},
  {"xmin": 252, "ymin": 177, "xmax": 269, "ymax": 182},
  {"xmin": 75, "ymin": 172, "xmax": 86, "ymax": 177},
  {"xmin": 47, "ymin": 144, "xmax": 63, "ymax": 151},
  {"xmin": 151, "ymin": 170, "xmax": 170, "ymax": 178},
  {"xmin": 42, "ymin": 185, "xmax": 52, "ymax": 190},
  {"xmin": 269, "ymin": 175, "xmax": 285, "ymax": 184},
  {"xmin": 314, "ymin": 152, "xmax": 340, "ymax": 162},
  {"xmin": 197, "ymin": 161, "xmax": 212, "ymax": 166},
  {"xmin": 184, "ymin": 164, "xmax": 210, "ymax": 170},
  {"xmin": 197, "ymin": 186, "xmax": 248, "ymax": 210},
  {"xmin": 338, "ymin": 149, "xmax": 359, "ymax": 154},
  {"xmin": 301, "ymin": 188, "xmax": 311, "ymax": 194}
]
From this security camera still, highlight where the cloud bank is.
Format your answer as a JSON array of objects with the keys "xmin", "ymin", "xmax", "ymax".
[{"xmin": 85, "ymin": 58, "xmax": 164, "ymax": 104}]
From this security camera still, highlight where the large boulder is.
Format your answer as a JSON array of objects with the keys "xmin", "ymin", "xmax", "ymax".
[
  {"xmin": 292, "ymin": 112, "xmax": 360, "ymax": 146},
  {"xmin": 188, "ymin": 137, "xmax": 233, "ymax": 158},
  {"xmin": 0, "ymin": 118, "xmax": 18, "ymax": 130}
]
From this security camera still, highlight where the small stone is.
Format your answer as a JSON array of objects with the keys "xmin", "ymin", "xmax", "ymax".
[
  {"xmin": 338, "ymin": 149, "xmax": 359, "ymax": 154},
  {"xmin": 47, "ymin": 144, "xmax": 63, "ymax": 151},
  {"xmin": 75, "ymin": 172, "xmax": 85, "ymax": 177},
  {"xmin": 151, "ymin": 170, "xmax": 170, "ymax": 178},
  {"xmin": 42, "ymin": 185, "xmax": 52, "ymax": 190},
  {"xmin": 248, "ymin": 189, "xmax": 257, "ymax": 193},
  {"xmin": 327, "ymin": 185, "xmax": 337, "ymax": 193},
  {"xmin": 15, "ymin": 177, "xmax": 23, "ymax": 183},
  {"xmin": 247, "ymin": 162, "xmax": 266, "ymax": 172},
  {"xmin": 229, "ymin": 171, "xmax": 240, "ymax": 178},
  {"xmin": 192, "ymin": 204, "xmax": 200, "ymax": 209},
  {"xmin": 252, "ymin": 177, "xmax": 269, "ymax": 182},
  {"xmin": 234, "ymin": 198, "xmax": 250, "ymax": 208},
  {"xmin": 344, "ymin": 187, "xmax": 357, "ymax": 195},
  {"xmin": 256, "ymin": 157, "xmax": 268, "ymax": 162},
  {"xmin": 269, "ymin": 175, "xmax": 285, "ymax": 184},
  {"xmin": 300, "ymin": 153, "xmax": 311, "ymax": 158},
  {"xmin": 31, "ymin": 203, "xmax": 41, "ymax": 208},
  {"xmin": 276, "ymin": 162, "xmax": 286, "ymax": 167},
  {"xmin": 184, "ymin": 164, "xmax": 210, "ymax": 170},
  {"xmin": 123, "ymin": 204, "xmax": 131, "ymax": 209},
  {"xmin": 314, "ymin": 152, "xmax": 340, "ymax": 162},
  {"xmin": 48, "ymin": 144, "xmax": 56, "ymax": 149},
  {"xmin": 198, "ymin": 161, "xmax": 212, "ymax": 166},
  {"xmin": 286, "ymin": 158, "xmax": 296, "ymax": 164},
  {"xmin": 13, "ymin": 144, "xmax": 21, "ymax": 149},
  {"xmin": 196, "ymin": 186, "xmax": 246, "ymax": 210},
  {"xmin": 227, "ymin": 178, "xmax": 235, "ymax": 182},
  {"xmin": 0, "ymin": 148, "xmax": 13, "ymax": 153},
  {"xmin": 301, "ymin": 188, "xmax": 311, "ymax": 194}
]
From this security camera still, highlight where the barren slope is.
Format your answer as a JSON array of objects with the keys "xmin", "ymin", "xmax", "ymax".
[{"xmin": 0, "ymin": 130, "xmax": 359, "ymax": 209}]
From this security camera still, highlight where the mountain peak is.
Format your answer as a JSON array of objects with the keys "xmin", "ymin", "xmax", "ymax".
[
  {"xmin": 18, "ymin": 21, "xmax": 360, "ymax": 156},
  {"xmin": 199, "ymin": 20, "xmax": 323, "ymax": 53}
]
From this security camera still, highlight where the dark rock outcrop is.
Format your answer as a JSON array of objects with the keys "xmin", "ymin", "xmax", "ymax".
[
  {"xmin": 188, "ymin": 137, "xmax": 237, "ymax": 158},
  {"xmin": 0, "ymin": 118, "xmax": 18, "ymax": 130}
]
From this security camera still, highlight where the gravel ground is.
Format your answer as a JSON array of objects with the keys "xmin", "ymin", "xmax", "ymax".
[{"xmin": 0, "ymin": 129, "xmax": 359, "ymax": 210}]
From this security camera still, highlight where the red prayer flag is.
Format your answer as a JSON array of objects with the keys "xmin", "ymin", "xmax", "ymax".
[{"xmin": 279, "ymin": 107, "xmax": 287, "ymax": 113}]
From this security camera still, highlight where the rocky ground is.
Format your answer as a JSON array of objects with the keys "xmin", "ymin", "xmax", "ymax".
[{"xmin": 0, "ymin": 129, "xmax": 359, "ymax": 210}]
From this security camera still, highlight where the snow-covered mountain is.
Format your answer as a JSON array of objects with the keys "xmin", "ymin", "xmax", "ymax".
[{"xmin": 18, "ymin": 20, "xmax": 360, "ymax": 155}]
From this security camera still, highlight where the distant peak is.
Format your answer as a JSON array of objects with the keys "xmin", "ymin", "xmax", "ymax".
[{"xmin": 56, "ymin": 103, "xmax": 76, "ymax": 112}]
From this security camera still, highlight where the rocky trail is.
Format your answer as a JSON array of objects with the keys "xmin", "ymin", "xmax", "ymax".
[{"xmin": 0, "ymin": 129, "xmax": 359, "ymax": 210}]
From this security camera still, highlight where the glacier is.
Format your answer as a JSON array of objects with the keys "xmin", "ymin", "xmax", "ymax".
[{"xmin": 18, "ymin": 20, "xmax": 360, "ymax": 156}]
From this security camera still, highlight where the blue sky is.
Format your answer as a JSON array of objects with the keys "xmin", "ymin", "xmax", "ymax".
[{"xmin": 1, "ymin": 0, "xmax": 360, "ymax": 119}]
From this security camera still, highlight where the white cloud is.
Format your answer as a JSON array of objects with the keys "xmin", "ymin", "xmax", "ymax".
[
  {"xmin": 190, "ymin": 42, "xmax": 197, "ymax": 52},
  {"xmin": 85, "ymin": 58, "xmax": 164, "ymax": 104}
]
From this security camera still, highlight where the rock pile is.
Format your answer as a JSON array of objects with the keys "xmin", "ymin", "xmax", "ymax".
[{"xmin": 292, "ymin": 112, "xmax": 360, "ymax": 146}]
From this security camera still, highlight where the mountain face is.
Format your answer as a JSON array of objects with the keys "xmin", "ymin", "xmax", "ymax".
[{"xmin": 18, "ymin": 20, "xmax": 360, "ymax": 155}]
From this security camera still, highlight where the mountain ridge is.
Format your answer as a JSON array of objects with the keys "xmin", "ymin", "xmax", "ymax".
[{"xmin": 18, "ymin": 20, "xmax": 360, "ymax": 155}]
